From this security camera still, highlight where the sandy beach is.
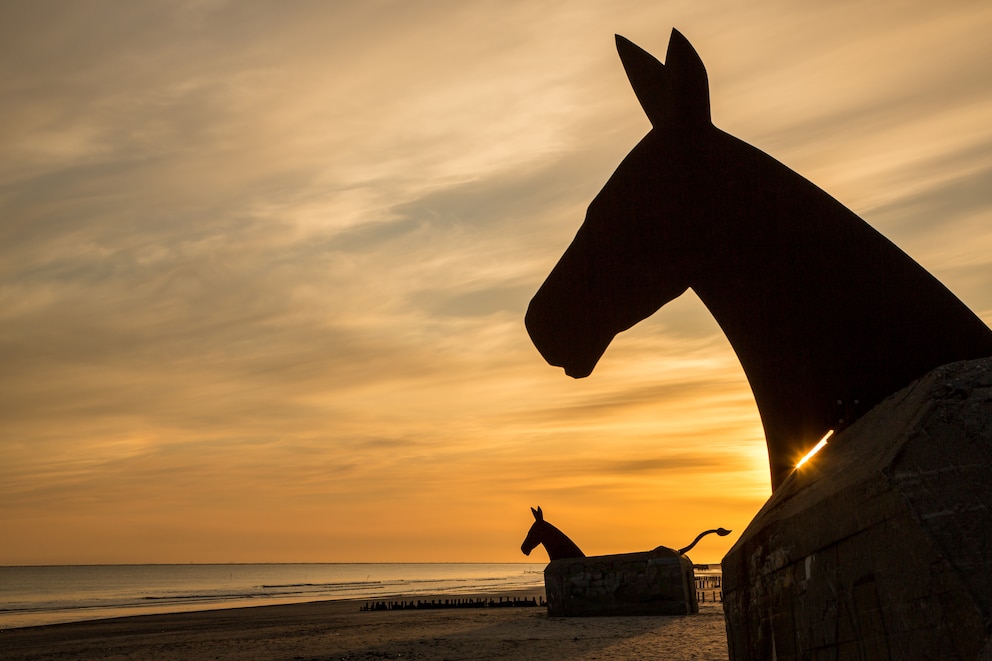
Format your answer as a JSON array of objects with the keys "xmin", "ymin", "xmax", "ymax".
[{"xmin": 1, "ymin": 591, "xmax": 730, "ymax": 660}]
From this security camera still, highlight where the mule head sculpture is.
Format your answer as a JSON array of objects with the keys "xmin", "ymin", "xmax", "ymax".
[
  {"xmin": 526, "ymin": 30, "xmax": 992, "ymax": 490},
  {"xmin": 520, "ymin": 506, "xmax": 585, "ymax": 562},
  {"xmin": 527, "ymin": 32, "xmax": 709, "ymax": 381}
]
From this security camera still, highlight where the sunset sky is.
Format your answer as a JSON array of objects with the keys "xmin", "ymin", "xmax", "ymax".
[{"xmin": 3, "ymin": 1, "xmax": 991, "ymax": 565}]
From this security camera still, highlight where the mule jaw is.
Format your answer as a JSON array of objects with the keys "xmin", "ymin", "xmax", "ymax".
[{"xmin": 524, "ymin": 298, "xmax": 614, "ymax": 379}]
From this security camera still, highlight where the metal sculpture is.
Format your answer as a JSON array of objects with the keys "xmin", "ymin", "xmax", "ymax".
[
  {"xmin": 525, "ymin": 29, "xmax": 992, "ymax": 489},
  {"xmin": 520, "ymin": 506, "xmax": 585, "ymax": 561},
  {"xmin": 519, "ymin": 506, "xmax": 730, "ymax": 561},
  {"xmin": 675, "ymin": 527, "xmax": 731, "ymax": 555},
  {"xmin": 521, "ymin": 507, "xmax": 731, "ymax": 617}
]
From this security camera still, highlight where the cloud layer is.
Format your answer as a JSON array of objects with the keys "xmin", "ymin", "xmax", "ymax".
[{"xmin": 2, "ymin": 0, "xmax": 991, "ymax": 563}]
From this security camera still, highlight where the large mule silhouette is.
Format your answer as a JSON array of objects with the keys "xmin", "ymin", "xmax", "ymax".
[{"xmin": 525, "ymin": 30, "xmax": 992, "ymax": 490}]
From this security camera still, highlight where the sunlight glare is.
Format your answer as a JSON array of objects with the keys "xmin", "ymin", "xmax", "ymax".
[{"xmin": 795, "ymin": 430, "xmax": 834, "ymax": 468}]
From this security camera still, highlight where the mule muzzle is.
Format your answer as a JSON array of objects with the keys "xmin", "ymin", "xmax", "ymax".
[{"xmin": 524, "ymin": 300, "xmax": 610, "ymax": 379}]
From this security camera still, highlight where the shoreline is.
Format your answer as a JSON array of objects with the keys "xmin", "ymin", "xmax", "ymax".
[
  {"xmin": 0, "ymin": 562, "xmax": 548, "ymax": 630},
  {"xmin": 1, "ymin": 590, "xmax": 730, "ymax": 661},
  {"xmin": 0, "ymin": 587, "xmax": 547, "ymax": 632}
]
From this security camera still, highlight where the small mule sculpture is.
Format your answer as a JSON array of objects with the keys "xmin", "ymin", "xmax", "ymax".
[
  {"xmin": 525, "ymin": 30, "xmax": 992, "ymax": 490},
  {"xmin": 520, "ymin": 506, "xmax": 730, "ymax": 561},
  {"xmin": 521, "ymin": 506, "xmax": 585, "ymax": 561}
]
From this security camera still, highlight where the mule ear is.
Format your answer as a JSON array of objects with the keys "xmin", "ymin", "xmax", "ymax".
[
  {"xmin": 532, "ymin": 506, "xmax": 544, "ymax": 521},
  {"xmin": 616, "ymin": 34, "xmax": 669, "ymax": 127},
  {"xmin": 665, "ymin": 28, "xmax": 711, "ymax": 125}
]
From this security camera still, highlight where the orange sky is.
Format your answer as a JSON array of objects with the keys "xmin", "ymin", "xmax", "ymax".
[{"xmin": 2, "ymin": 1, "xmax": 991, "ymax": 565}]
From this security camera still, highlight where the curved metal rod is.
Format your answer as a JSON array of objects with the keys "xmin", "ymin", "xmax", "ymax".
[{"xmin": 678, "ymin": 527, "xmax": 732, "ymax": 555}]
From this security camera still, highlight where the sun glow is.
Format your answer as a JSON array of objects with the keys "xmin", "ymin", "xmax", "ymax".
[
  {"xmin": 3, "ymin": 3, "xmax": 991, "ymax": 567},
  {"xmin": 795, "ymin": 430, "xmax": 834, "ymax": 468}
]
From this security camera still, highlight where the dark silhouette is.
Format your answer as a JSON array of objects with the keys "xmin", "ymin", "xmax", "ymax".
[
  {"xmin": 521, "ymin": 506, "xmax": 731, "ymax": 561},
  {"xmin": 525, "ymin": 29, "xmax": 992, "ymax": 490},
  {"xmin": 520, "ymin": 506, "xmax": 585, "ymax": 561},
  {"xmin": 675, "ymin": 527, "xmax": 731, "ymax": 555}
]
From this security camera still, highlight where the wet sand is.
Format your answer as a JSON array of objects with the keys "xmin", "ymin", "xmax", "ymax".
[{"xmin": 0, "ymin": 592, "xmax": 730, "ymax": 660}]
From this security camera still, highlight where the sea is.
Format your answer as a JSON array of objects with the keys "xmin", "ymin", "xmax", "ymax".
[{"xmin": 0, "ymin": 563, "xmax": 547, "ymax": 630}]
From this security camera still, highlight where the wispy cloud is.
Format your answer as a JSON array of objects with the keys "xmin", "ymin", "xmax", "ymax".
[{"xmin": 1, "ymin": 0, "xmax": 990, "ymax": 563}]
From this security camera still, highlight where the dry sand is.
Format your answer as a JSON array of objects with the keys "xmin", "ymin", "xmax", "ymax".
[{"xmin": 0, "ymin": 592, "xmax": 730, "ymax": 660}]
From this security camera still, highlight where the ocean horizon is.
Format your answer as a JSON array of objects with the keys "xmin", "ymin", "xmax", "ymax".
[{"xmin": 0, "ymin": 563, "xmax": 548, "ymax": 629}]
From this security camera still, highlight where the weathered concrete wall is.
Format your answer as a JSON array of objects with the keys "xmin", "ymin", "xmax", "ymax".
[
  {"xmin": 544, "ymin": 548, "xmax": 697, "ymax": 616},
  {"xmin": 723, "ymin": 356, "xmax": 992, "ymax": 660}
]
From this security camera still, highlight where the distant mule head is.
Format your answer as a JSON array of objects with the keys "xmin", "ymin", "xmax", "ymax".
[
  {"xmin": 525, "ymin": 30, "xmax": 714, "ymax": 378},
  {"xmin": 520, "ymin": 506, "xmax": 585, "ymax": 561}
]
